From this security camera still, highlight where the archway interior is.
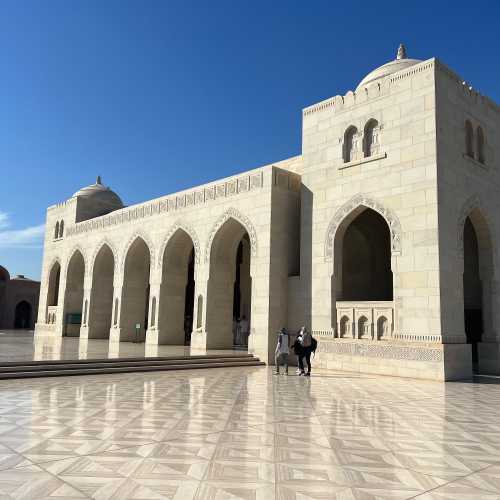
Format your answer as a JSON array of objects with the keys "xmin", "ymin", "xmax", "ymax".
[
  {"xmin": 158, "ymin": 229, "xmax": 195, "ymax": 345},
  {"xmin": 47, "ymin": 262, "xmax": 61, "ymax": 307},
  {"xmin": 121, "ymin": 238, "xmax": 150, "ymax": 342},
  {"xmin": 89, "ymin": 245, "xmax": 114, "ymax": 339},
  {"xmin": 64, "ymin": 251, "xmax": 85, "ymax": 337},
  {"xmin": 206, "ymin": 219, "xmax": 251, "ymax": 349},
  {"xmin": 340, "ymin": 208, "xmax": 393, "ymax": 301},
  {"xmin": 463, "ymin": 217, "xmax": 483, "ymax": 367},
  {"xmin": 14, "ymin": 301, "xmax": 31, "ymax": 329}
]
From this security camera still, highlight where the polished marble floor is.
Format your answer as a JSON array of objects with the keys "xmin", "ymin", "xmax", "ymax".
[
  {"xmin": 0, "ymin": 330, "xmax": 244, "ymax": 362},
  {"xmin": 0, "ymin": 362, "xmax": 499, "ymax": 499}
]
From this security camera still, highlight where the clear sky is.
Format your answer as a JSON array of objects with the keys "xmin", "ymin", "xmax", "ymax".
[{"xmin": 1, "ymin": 0, "xmax": 499, "ymax": 280}]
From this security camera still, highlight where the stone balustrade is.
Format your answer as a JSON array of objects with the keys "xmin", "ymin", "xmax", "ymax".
[
  {"xmin": 46, "ymin": 306, "xmax": 58, "ymax": 325},
  {"xmin": 336, "ymin": 301, "xmax": 394, "ymax": 341}
]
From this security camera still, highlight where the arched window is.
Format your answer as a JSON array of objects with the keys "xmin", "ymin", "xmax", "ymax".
[
  {"xmin": 59, "ymin": 220, "xmax": 64, "ymax": 238},
  {"xmin": 150, "ymin": 297, "xmax": 156, "ymax": 327},
  {"xmin": 54, "ymin": 222, "xmax": 60, "ymax": 240},
  {"xmin": 465, "ymin": 120, "xmax": 474, "ymax": 158},
  {"xmin": 196, "ymin": 295, "xmax": 203, "ymax": 329},
  {"xmin": 363, "ymin": 119, "xmax": 379, "ymax": 157},
  {"xmin": 344, "ymin": 126, "xmax": 358, "ymax": 163},
  {"xmin": 476, "ymin": 126, "xmax": 485, "ymax": 164},
  {"xmin": 83, "ymin": 299, "xmax": 88, "ymax": 325}
]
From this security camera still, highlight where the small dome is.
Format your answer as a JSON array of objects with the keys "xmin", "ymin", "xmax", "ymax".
[
  {"xmin": 73, "ymin": 176, "xmax": 124, "ymax": 210},
  {"xmin": 356, "ymin": 44, "xmax": 421, "ymax": 90}
]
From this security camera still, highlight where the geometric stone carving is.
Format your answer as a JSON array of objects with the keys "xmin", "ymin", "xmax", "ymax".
[
  {"xmin": 157, "ymin": 220, "xmax": 201, "ymax": 268},
  {"xmin": 325, "ymin": 193, "xmax": 402, "ymax": 261}
]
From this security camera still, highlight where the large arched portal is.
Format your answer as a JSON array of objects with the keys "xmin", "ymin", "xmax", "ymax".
[
  {"xmin": 158, "ymin": 229, "xmax": 195, "ymax": 345},
  {"xmin": 88, "ymin": 244, "xmax": 115, "ymax": 339},
  {"xmin": 14, "ymin": 301, "xmax": 32, "ymax": 329},
  {"xmin": 462, "ymin": 212, "xmax": 494, "ymax": 370},
  {"xmin": 63, "ymin": 251, "xmax": 85, "ymax": 337},
  {"xmin": 120, "ymin": 238, "xmax": 150, "ymax": 342},
  {"xmin": 47, "ymin": 262, "xmax": 61, "ymax": 308},
  {"xmin": 336, "ymin": 208, "xmax": 393, "ymax": 301},
  {"xmin": 206, "ymin": 219, "xmax": 252, "ymax": 349}
]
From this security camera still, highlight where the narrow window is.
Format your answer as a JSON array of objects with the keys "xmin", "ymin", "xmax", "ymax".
[
  {"xmin": 59, "ymin": 220, "xmax": 64, "ymax": 238},
  {"xmin": 54, "ymin": 222, "xmax": 60, "ymax": 240},
  {"xmin": 83, "ymin": 299, "xmax": 88, "ymax": 325},
  {"xmin": 363, "ymin": 119, "xmax": 379, "ymax": 157},
  {"xmin": 150, "ymin": 297, "xmax": 156, "ymax": 327},
  {"xmin": 476, "ymin": 126, "xmax": 485, "ymax": 164},
  {"xmin": 465, "ymin": 120, "xmax": 474, "ymax": 158},
  {"xmin": 196, "ymin": 295, "xmax": 203, "ymax": 329},
  {"xmin": 113, "ymin": 298, "xmax": 119, "ymax": 325},
  {"xmin": 344, "ymin": 126, "xmax": 358, "ymax": 163}
]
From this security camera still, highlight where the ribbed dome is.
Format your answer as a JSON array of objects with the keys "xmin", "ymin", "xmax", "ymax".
[
  {"xmin": 73, "ymin": 176, "xmax": 123, "ymax": 210},
  {"xmin": 356, "ymin": 44, "xmax": 421, "ymax": 90}
]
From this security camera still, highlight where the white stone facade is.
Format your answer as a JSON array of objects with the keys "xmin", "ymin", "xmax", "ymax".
[{"xmin": 35, "ymin": 47, "xmax": 500, "ymax": 380}]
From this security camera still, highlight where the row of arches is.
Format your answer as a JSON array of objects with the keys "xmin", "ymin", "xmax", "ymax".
[
  {"xmin": 343, "ymin": 119, "xmax": 380, "ymax": 163},
  {"xmin": 45, "ymin": 217, "xmax": 253, "ymax": 348},
  {"xmin": 465, "ymin": 120, "xmax": 486, "ymax": 164},
  {"xmin": 339, "ymin": 315, "xmax": 389, "ymax": 340},
  {"xmin": 54, "ymin": 220, "xmax": 65, "ymax": 240}
]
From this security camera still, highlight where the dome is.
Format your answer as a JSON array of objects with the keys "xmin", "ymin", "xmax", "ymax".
[
  {"xmin": 356, "ymin": 44, "xmax": 421, "ymax": 90},
  {"xmin": 72, "ymin": 176, "xmax": 124, "ymax": 210}
]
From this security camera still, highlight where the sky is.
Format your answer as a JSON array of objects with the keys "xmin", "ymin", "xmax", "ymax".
[{"xmin": 1, "ymin": 0, "xmax": 499, "ymax": 280}]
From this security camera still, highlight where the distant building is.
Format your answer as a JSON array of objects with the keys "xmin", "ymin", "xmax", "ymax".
[
  {"xmin": 35, "ymin": 45, "xmax": 500, "ymax": 380},
  {"xmin": 0, "ymin": 266, "xmax": 40, "ymax": 329}
]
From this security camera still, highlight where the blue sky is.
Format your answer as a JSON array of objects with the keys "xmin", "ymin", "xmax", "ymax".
[{"xmin": 1, "ymin": 0, "xmax": 499, "ymax": 280}]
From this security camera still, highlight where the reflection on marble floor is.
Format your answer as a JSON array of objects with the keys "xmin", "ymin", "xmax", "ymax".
[
  {"xmin": 0, "ymin": 364, "xmax": 499, "ymax": 499},
  {"xmin": 0, "ymin": 330, "xmax": 245, "ymax": 362}
]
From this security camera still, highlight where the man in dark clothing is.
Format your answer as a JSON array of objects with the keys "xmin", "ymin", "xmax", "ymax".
[{"xmin": 295, "ymin": 326, "xmax": 312, "ymax": 376}]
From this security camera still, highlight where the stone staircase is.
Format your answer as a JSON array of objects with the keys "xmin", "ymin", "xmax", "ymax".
[{"xmin": 0, "ymin": 353, "xmax": 265, "ymax": 379}]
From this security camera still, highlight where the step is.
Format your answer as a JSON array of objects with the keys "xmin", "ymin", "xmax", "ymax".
[
  {"xmin": 0, "ymin": 359, "xmax": 265, "ymax": 380},
  {"xmin": 0, "ymin": 356, "xmax": 260, "ymax": 374}
]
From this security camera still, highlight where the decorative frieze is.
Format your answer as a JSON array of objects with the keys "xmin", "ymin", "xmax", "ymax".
[{"xmin": 66, "ymin": 171, "xmax": 265, "ymax": 237}]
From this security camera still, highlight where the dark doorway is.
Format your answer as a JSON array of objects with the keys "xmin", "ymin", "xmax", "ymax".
[
  {"xmin": 184, "ymin": 249, "xmax": 195, "ymax": 345},
  {"xmin": 14, "ymin": 301, "xmax": 32, "ymax": 329}
]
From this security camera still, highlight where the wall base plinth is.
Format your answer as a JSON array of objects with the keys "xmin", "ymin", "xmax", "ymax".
[
  {"xmin": 478, "ymin": 342, "xmax": 500, "ymax": 375},
  {"xmin": 313, "ymin": 339, "xmax": 472, "ymax": 381}
]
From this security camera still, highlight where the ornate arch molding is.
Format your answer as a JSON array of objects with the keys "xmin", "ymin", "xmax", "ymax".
[
  {"xmin": 65, "ymin": 245, "xmax": 88, "ymax": 277},
  {"xmin": 120, "ymin": 232, "xmax": 155, "ymax": 274},
  {"xmin": 46, "ymin": 256, "xmax": 62, "ymax": 279},
  {"xmin": 457, "ymin": 195, "xmax": 496, "ymax": 262},
  {"xmin": 157, "ymin": 220, "xmax": 201, "ymax": 269},
  {"xmin": 324, "ymin": 194, "xmax": 402, "ymax": 262},
  {"xmin": 205, "ymin": 207, "xmax": 258, "ymax": 263},
  {"xmin": 89, "ymin": 240, "xmax": 119, "ymax": 277}
]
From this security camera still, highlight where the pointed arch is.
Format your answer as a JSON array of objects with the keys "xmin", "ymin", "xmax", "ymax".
[
  {"xmin": 90, "ymin": 240, "xmax": 118, "ymax": 277},
  {"xmin": 205, "ymin": 208, "xmax": 257, "ymax": 263},
  {"xmin": 120, "ymin": 232, "xmax": 155, "ymax": 275},
  {"xmin": 157, "ymin": 221, "xmax": 201, "ymax": 269},
  {"xmin": 65, "ymin": 246, "xmax": 87, "ymax": 279},
  {"xmin": 325, "ymin": 194, "xmax": 402, "ymax": 263}
]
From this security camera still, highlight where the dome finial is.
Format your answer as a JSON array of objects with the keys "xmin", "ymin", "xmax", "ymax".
[
  {"xmin": 397, "ymin": 43, "xmax": 407, "ymax": 60},
  {"xmin": 96, "ymin": 175, "xmax": 102, "ymax": 185}
]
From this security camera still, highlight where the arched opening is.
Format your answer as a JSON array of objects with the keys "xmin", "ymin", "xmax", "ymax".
[
  {"xmin": 377, "ymin": 316, "xmax": 388, "ymax": 340},
  {"xmin": 59, "ymin": 220, "xmax": 64, "ymax": 238},
  {"xmin": 476, "ymin": 126, "xmax": 485, "ymax": 164},
  {"xmin": 343, "ymin": 126, "xmax": 358, "ymax": 163},
  {"xmin": 150, "ymin": 297, "xmax": 156, "ymax": 327},
  {"xmin": 462, "ymin": 212, "xmax": 493, "ymax": 370},
  {"xmin": 357, "ymin": 316, "xmax": 369, "ymax": 339},
  {"xmin": 14, "ymin": 301, "xmax": 32, "ymax": 329},
  {"xmin": 339, "ymin": 316, "xmax": 350, "ymax": 338},
  {"xmin": 63, "ymin": 250, "xmax": 85, "ymax": 337},
  {"xmin": 120, "ymin": 237, "xmax": 150, "ymax": 342},
  {"xmin": 47, "ymin": 262, "xmax": 61, "ymax": 307},
  {"xmin": 113, "ymin": 298, "xmax": 119, "ymax": 326},
  {"xmin": 363, "ymin": 119, "xmax": 379, "ymax": 158},
  {"xmin": 206, "ymin": 219, "xmax": 252, "ymax": 349},
  {"xmin": 158, "ymin": 229, "xmax": 195, "ymax": 345},
  {"xmin": 336, "ymin": 208, "xmax": 393, "ymax": 301},
  {"xmin": 54, "ymin": 222, "xmax": 59, "ymax": 240},
  {"xmin": 88, "ymin": 244, "xmax": 114, "ymax": 339},
  {"xmin": 465, "ymin": 120, "xmax": 474, "ymax": 158}
]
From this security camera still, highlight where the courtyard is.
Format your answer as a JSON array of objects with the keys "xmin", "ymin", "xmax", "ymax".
[{"xmin": 0, "ymin": 352, "xmax": 499, "ymax": 499}]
